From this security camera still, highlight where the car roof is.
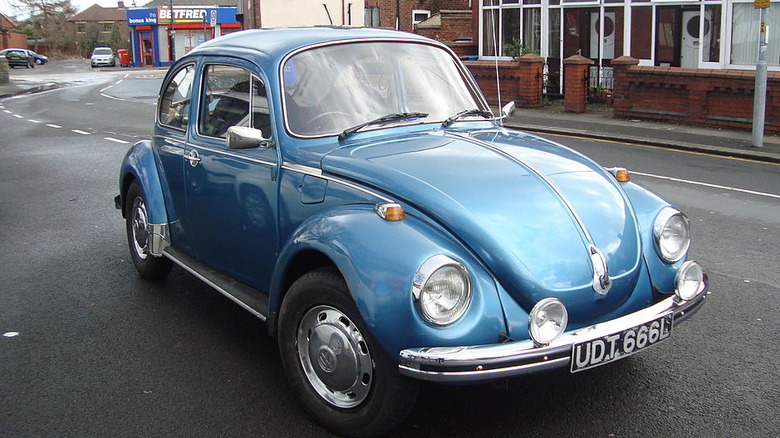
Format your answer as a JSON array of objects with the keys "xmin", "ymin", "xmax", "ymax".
[{"xmin": 186, "ymin": 27, "xmax": 434, "ymax": 66}]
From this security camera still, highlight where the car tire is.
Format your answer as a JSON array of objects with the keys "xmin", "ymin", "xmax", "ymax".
[
  {"xmin": 35, "ymin": 59, "xmax": 43, "ymax": 65},
  {"xmin": 125, "ymin": 181, "xmax": 173, "ymax": 279},
  {"xmin": 278, "ymin": 268, "xmax": 418, "ymax": 437}
]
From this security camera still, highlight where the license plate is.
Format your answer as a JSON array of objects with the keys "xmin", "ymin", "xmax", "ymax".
[{"xmin": 570, "ymin": 315, "xmax": 673, "ymax": 373}]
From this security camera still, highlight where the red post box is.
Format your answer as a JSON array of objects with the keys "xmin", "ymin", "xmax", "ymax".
[{"xmin": 117, "ymin": 49, "xmax": 131, "ymax": 67}]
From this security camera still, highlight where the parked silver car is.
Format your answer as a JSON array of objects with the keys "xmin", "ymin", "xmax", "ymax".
[{"xmin": 90, "ymin": 47, "xmax": 115, "ymax": 68}]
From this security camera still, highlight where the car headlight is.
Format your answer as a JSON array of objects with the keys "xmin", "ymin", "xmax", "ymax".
[
  {"xmin": 528, "ymin": 298, "xmax": 568, "ymax": 346},
  {"xmin": 412, "ymin": 255, "xmax": 472, "ymax": 325},
  {"xmin": 653, "ymin": 207, "xmax": 691, "ymax": 263},
  {"xmin": 675, "ymin": 261, "xmax": 705, "ymax": 301}
]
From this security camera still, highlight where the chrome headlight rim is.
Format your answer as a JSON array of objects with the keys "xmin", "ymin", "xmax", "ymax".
[
  {"xmin": 653, "ymin": 207, "xmax": 691, "ymax": 263},
  {"xmin": 528, "ymin": 297, "xmax": 568, "ymax": 346},
  {"xmin": 675, "ymin": 260, "xmax": 705, "ymax": 301},
  {"xmin": 412, "ymin": 255, "xmax": 472, "ymax": 326}
]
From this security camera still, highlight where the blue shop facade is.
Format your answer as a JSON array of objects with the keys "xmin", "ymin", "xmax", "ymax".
[{"xmin": 126, "ymin": 7, "xmax": 242, "ymax": 67}]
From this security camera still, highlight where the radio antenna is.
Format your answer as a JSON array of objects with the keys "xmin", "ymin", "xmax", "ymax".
[{"xmin": 489, "ymin": 9, "xmax": 502, "ymax": 126}]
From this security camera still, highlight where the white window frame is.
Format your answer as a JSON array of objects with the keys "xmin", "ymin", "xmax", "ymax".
[{"xmin": 413, "ymin": 9, "xmax": 431, "ymax": 26}]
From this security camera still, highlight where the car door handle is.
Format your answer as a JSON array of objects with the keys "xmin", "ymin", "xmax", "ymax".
[{"xmin": 184, "ymin": 149, "xmax": 201, "ymax": 167}]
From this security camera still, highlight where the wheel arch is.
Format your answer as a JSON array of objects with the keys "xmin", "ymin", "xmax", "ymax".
[{"xmin": 118, "ymin": 140, "xmax": 170, "ymax": 226}]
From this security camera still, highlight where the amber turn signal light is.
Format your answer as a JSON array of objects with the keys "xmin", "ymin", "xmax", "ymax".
[
  {"xmin": 375, "ymin": 203, "xmax": 406, "ymax": 221},
  {"xmin": 608, "ymin": 167, "xmax": 631, "ymax": 182}
]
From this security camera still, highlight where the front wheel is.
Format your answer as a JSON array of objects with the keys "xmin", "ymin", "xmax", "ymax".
[
  {"xmin": 278, "ymin": 268, "xmax": 418, "ymax": 437},
  {"xmin": 125, "ymin": 182, "xmax": 172, "ymax": 279}
]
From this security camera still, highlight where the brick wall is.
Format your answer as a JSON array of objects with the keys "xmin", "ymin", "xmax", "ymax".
[
  {"xmin": 415, "ymin": 10, "xmax": 473, "ymax": 42},
  {"xmin": 612, "ymin": 56, "xmax": 780, "ymax": 133},
  {"xmin": 365, "ymin": 0, "xmax": 472, "ymax": 32},
  {"xmin": 464, "ymin": 54, "xmax": 544, "ymax": 108}
]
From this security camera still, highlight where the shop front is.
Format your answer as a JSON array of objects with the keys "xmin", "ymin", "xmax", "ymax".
[{"xmin": 127, "ymin": 6, "xmax": 241, "ymax": 67}]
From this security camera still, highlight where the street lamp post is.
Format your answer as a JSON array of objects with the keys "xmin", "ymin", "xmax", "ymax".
[
  {"xmin": 169, "ymin": 0, "xmax": 175, "ymax": 63},
  {"xmin": 752, "ymin": 0, "xmax": 769, "ymax": 147}
]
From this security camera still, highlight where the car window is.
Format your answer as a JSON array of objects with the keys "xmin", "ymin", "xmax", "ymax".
[
  {"xmin": 158, "ymin": 64, "xmax": 196, "ymax": 130},
  {"xmin": 199, "ymin": 64, "xmax": 271, "ymax": 139}
]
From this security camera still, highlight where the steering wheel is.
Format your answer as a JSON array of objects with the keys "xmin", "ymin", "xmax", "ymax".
[{"xmin": 303, "ymin": 111, "xmax": 353, "ymax": 134}]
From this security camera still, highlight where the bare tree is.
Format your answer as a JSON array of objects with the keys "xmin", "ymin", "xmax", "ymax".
[{"xmin": 14, "ymin": 0, "xmax": 76, "ymax": 54}]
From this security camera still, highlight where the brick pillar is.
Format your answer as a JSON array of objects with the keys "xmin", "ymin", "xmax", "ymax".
[
  {"xmin": 517, "ymin": 53, "xmax": 544, "ymax": 108},
  {"xmin": 0, "ymin": 57, "xmax": 8, "ymax": 84},
  {"xmin": 611, "ymin": 56, "xmax": 640, "ymax": 117},
  {"xmin": 563, "ymin": 55, "xmax": 593, "ymax": 113}
]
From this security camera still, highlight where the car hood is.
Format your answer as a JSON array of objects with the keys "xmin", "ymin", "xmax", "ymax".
[{"xmin": 321, "ymin": 129, "xmax": 643, "ymax": 321}]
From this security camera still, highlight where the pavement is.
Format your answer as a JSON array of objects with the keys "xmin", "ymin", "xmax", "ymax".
[{"xmin": 2, "ymin": 74, "xmax": 780, "ymax": 164}]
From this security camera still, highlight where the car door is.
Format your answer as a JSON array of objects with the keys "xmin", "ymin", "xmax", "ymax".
[
  {"xmin": 156, "ymin": 62, "xmax": 197, "ymax": 253},
  {"xmin": 183, "ymin": 61, "xmax": 280, "ymax": 292}
]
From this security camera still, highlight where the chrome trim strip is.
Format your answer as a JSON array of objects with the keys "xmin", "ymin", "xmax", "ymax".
[
  {"xmin": 281, "ymin": 162, "xmax": 394, "ymax": 203},
  {"xmin": 398, "ymin": 286, "xmax": 707, "ymax": 382},
  {"xmin": 190, "ymin": 144, "xmax": 278, "ymax": 167},
  {"xmin": 448, "ymin": 131, "xmax": 594, "ymax": 243},
  {"xmin": 148, "ymin": 223, "xmax": 170, "ymax": 256},
  {"xmin": 281, "ymin": 162, "xmax": 322, "ymax": 176},
  {"xmin": 163, "ymin": 249, "xmax": 266, "ymax": 321}
]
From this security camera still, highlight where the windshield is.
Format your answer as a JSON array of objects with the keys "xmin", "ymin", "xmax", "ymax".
[
  {"xmin": 282, "ymin": 41, "xmax": 484, "ymax": 137},
  {"xmin": 93, "ymin": 48, "xmax": 113, "ymax": 55}
]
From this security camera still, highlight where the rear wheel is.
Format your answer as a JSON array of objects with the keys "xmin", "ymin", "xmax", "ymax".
[
  {"xmin": 125, "ymin": 182, "xmax": 172, "ymax": 279},
  {"xmin": 278, "ymin": 268, "xmax": 418, "ymax": 437}
]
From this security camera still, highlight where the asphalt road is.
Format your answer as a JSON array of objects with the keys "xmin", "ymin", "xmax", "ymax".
[{"xmin": 1, "ymin": 61, "xmax": 778, "ymax": 437}]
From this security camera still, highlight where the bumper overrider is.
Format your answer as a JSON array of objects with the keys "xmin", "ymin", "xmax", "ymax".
[{"xmin": 398, "ymin": 278, "xmax": 707, "ymax": 383}]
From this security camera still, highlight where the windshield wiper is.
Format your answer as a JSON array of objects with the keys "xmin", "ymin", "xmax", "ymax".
[
  {"xmin": 338, "ymin": 112, "xmax": 429, "ymax": 141},
  {"xmin": 442, "ymin": 109, "xmax": 494, "ymax": 127}
]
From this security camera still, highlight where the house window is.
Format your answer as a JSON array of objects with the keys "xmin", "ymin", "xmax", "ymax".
[
  {"xmin": 101, "ymin": 22, "xmax": 112, "ymax": 32},
  {"xmin": 413, "ymin": 9, "xmax": 430, "ymax": 26},
  {"xmin": 365, "ymin": 6, "xmax": 380, "ymax": 27},
  {"xmin": 76, "ymin": 22, "xmax": 86, "ymax": 33}
]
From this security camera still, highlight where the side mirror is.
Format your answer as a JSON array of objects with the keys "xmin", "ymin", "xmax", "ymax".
[
  {"xmin": 501, "ymin": 101, "xmax": 516, "ymax": 118},
  {"xmin": 226, "ymin": 126, "xmax": 273, "ymax": 150}
]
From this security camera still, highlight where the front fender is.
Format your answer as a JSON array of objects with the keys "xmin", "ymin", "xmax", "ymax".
[
  {"xmin": 118, "ymin": 140, "xmax": 169, "ymax": 226},
  {"xmin": 270, "ymin": 205, "xmax": 507, "ymax": 359},
  {"xmin": 621, "ymin": 180, "xmax": 686, "ymax": 294}
]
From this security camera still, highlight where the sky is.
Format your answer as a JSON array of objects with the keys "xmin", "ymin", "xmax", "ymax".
[{"xmin": 0, "ymin": 0, "xmax": 135, "ymax": 21}]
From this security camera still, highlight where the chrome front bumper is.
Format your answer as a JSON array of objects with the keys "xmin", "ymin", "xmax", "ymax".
[{"xmin": 398, "ymin": 288, "xmax": 707, "ymax": 382}]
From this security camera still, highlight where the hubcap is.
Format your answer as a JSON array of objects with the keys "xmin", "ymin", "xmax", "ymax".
[
  {"xmin": 131, "ymin": 198, "xmax": 149, "ymax": 260},
  {"xmin": 297, "ymin": 305, "xmax": 373, "ymax": 408}
]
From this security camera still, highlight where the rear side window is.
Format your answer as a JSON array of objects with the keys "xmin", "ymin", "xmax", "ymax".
[
  {"xmin": 199, "ymin": 64, "xmax": 271, "ymax": 139},
  {"xmin": 158, "ymin": 64, "xmax": 196, "ymax": 130}
]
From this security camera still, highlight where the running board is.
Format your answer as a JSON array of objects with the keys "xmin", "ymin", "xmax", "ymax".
[{"xmin": 163, "ymin": 247, "xmax": 269, "ymax": 321}]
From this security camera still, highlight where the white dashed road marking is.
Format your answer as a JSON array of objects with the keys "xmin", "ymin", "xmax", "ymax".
[{"xmin": 104, "ymin": 137, "xmax": 129, "ymax": 144}]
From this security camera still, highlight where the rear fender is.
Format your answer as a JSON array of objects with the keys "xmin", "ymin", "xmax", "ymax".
[{"xmin": 269, "ymin": 204, "xmax": 507, "ymax": 358}]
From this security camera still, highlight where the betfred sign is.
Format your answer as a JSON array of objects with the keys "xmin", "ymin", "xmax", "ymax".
[{"xmin": 158, "ymin": 8, "xmax": 208, "ymax": 24}]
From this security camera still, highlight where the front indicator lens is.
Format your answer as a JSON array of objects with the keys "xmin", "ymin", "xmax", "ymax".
[
  {"xmin": 654, "ymin": 207, "xmax": 691, "ymax": 263},
  {"xmin": 375, "ymin": 202, "xmax": 405, "ymax": 221},
  {"xmin": 413, "ymin": 255, "xmax": 472, "ymax": 325},
  {"xmin": 529, "ymin": 298, "xmax": 568, "ymax": 346},
  {"xmin": 675, "ymin": 261, "xmax": 705, "ymax": 301}
]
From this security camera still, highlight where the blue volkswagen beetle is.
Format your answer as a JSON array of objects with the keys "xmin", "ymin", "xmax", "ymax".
[{"xmin": 116, "ymin": 27, "xmax": 707, "ymax": 436}]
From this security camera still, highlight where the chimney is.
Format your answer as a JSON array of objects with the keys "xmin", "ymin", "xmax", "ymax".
[{"xmin": 117, "ymin": 1, "xmax": 125, "ymax": 9}]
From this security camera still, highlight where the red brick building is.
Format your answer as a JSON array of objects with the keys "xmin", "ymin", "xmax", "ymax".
[
  {"xmin": 67, "ymin": 1, "xmax": 132, "ymax": 57},
  {"xmin": 1, "ymin": 12, "xmax": 29, "ymax": 50}
]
